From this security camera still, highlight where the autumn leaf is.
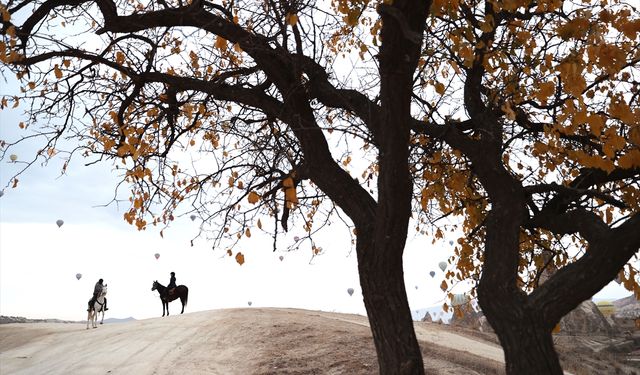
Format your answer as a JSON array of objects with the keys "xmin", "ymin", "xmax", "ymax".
[
  {"xmin": 215, "ymin": 36, "xmax": 228, "ymax": 50},
  {"xmin": 286, "ymin": 13, "xmax": 298, "ymax": 26},
  {"xmin": 440, "ymin": 280, "xmax": 447, "ymax": 291},
  {"xmin": 247, "ymin": 191, "xmax": 260, "ymax": 204},
  {"xmin": 54, "ymin": 64, "xmax": 62, "ymax": 79},
  {"xmin": 235, "ymin": 252, "xmax": 245, "ymax": 265},
  {"xmin": 116, "ymin": 51, "xmax": 125, "ymax": 65},
  {"xmin": 245, "ymin": 228, "xmax": 251, "ymax": 238}
]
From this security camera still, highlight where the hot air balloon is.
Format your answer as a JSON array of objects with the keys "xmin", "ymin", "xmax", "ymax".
[
  {"xmin": 0, "ymin": 190, "xmax": 4, "ymax": 197},
  {"xmin": 429, "ymin": 271, "xmax": 436, "ymax": 278},
  {"xmin": 279, "ymin": 255, "xmax": 284, "ymax": 261},
  {"xmin": 248, "ymin": 301, "xmax": 252, "ymax": 306},
  {"xmin": 449, "ymin": 240, "xmax": 454, "ymax": 246},
  {"xmin": 452, "ymin": 293, "xmax": 468, "ymax": 307},
  {"xmin": 56, "ymin": 219, "xmax": 64, "ymax": 228},
  {"xmin": 438, "ymin": 261, "xmax": 447, "ymax": 272},
  {"xmin": 9, "ymin": 154, "xmax": 17, "ymax": 162},
  {"xmin": 294, "ymin": 236, "xmax": 300, "ymax": 242},
  {"xmin": 75, "ymin": 273, "xmax": 82, "ymax": 280},
  {"xmin": 154, "ymin": 253, "xmax": 160, "ymax": 260},
  {"xmin": 415, "ymin": 285, "xmax": 418, "ymax": 290},
  {"xmin": 347, "ymin": 287, "xmax": 354, "ymax": 296},
  {"xmin": 190, "ymin": 214, "xmax": 196, "ymax": 221}
]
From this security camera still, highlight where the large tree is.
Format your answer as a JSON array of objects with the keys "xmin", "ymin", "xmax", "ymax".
[{"xmin": 1, "ymin": 0, "xmax": 639, "ymax": 374}]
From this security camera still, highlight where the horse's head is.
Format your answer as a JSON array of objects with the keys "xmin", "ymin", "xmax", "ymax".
[
  {"xmin": 151, "ymin": 280, "xmax": 158, "ymax": 291},
  {"xmin": 101, "ymin": 285, "xmax": 108, "ymax": 296}
]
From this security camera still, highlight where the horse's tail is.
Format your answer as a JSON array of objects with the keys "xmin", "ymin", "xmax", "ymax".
[{"xmin": 183, "ymin": 286, "xmax": 188, "ymax": 307}]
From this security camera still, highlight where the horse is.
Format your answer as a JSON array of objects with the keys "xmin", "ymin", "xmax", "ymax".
[
  {"xmin": 151, "ymin": 280, "xmax": 188, "ymax": 317},
  {"xmin": 87, "ymin": 285, "xmax": 107, "ymax": 329}
]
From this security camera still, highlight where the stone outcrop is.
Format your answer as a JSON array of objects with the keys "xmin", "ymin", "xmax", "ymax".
[{"xmin": 559, "ymin": 300, "xmax": 615, "ymax": 334}]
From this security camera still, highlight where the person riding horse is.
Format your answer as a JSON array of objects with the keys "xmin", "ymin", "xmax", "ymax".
[
  {"xmin": 167, "ymin": 272, "xmax": 177, "ymax": 297},
  {"xmin": 88, "ymin": 278, "xmax": 108, "ymax": 312}
]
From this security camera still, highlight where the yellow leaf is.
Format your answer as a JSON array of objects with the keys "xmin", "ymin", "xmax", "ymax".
[
  {"xmin": 286, "ymin": 13, "xmax": 298, "ymax": 26},
  {"xmin": 434, "ymin": 81, "xmax": 445, "ymax": 95},
  {"xmin": 116, "ymin": 51, "xmax": 125, "ymax": 65},
  {"xmin": 440, "ymin": 280, "xmax": 448, "ymax": 291},
  {"xmin": 618, "ymin": 149, "xmax": 640, "ymax": 169},
  {"xmin": 257, "ymin": 219, "xmax": 262, "ymax": 229},
  {"xmin": 535, "ymin": 81, "xmax": 555, "ymax": 103},
  {"xmin": 28, "ymin": 81, "xmax": 36, "ymax": 90},
  {"xmin": 62, "ymin": 59, "xmax": 70, "ymax": 68},
  {"xmin": 54, "ymin": 64, "xmax": 62, "ymax": 79},
  {"xmin": 235, "ymin": 252, "xmax": 245, "ymax": 265},
  {"xmin": 215, "ymin": 36, "xmax": 228, "ymax": 50},
  {"xmin": 245, "ymin": 228, "xmax": 251, "ymax": 238},
  {"xmin": 247, "ymin": 191, "xmax": 260, "ymax": 204}
]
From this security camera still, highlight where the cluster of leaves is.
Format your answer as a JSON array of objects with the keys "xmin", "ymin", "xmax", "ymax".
[{"xmin": 411, "ymin": 0, "xmax": 640, "ymax": 301}]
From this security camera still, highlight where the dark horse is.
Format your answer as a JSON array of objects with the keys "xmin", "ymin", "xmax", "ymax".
[{"xmin": 151, "ymin": 280, "xmax": 188, "ymax": 316}]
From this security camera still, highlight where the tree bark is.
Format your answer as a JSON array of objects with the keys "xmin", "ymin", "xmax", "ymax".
[
  {"xmin": 358, "ymin": 232, "xmax": 424, "ymax": 374},
  {"xmin": 482, "ymin": 294, "xmax": 563, "ymax": 374}
]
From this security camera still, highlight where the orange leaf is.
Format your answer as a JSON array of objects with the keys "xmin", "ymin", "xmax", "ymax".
[
  {"xmin": 247, "ymin": 191, "xmax": 260, "ymax": 204},
  {"xmin": 215, "ymin": 36, "xmax": 228, "ymax": 50},
  {"xmin": 235, "ymin": 252, "xmax": 245, "ymax": 265},
  {"xmin": 54, "ymin": 64, "xmax": 62, "ymax": 79},
  {"xmin": 440, "ymin": 280, "xmax": 448, "ymax": 291}
]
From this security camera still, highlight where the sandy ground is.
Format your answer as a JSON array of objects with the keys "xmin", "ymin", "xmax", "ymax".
[{"xmin": 1, "ymin": 308, "xmax": 512, "ymax": 374}]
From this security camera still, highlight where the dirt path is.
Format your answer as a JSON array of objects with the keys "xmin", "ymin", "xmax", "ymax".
[{"xmin": 0, "ymin": 308, "xmax": 564, "ymax": 374}]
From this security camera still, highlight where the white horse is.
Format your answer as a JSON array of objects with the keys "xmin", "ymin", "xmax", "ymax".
[{"xmin": 87, "ymin": 285, "xmax": 107, "ymax": 329}]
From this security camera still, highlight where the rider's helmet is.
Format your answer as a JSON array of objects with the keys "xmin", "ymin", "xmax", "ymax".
[
  {"xmin": 170, "ymin": 272, "xmax": 175, "ymax": 275},
  {"xmin": 98, "ymin": 278, "xmax": 104, "ymax": 283}
]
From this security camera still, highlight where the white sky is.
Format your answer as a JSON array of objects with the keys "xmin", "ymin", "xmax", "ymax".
[{"xmin": 0, "ymin": 75, "xmax": 630, "ymax": 322}]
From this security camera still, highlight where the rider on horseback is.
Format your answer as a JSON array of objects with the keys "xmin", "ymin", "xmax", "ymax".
[
  {"xmin": 88, "ymin": 278, "xmax": 108, "ymax": 312},
  {"xmin": 167, "ymin": 272, "xmax": 177, "ymax": 296}
]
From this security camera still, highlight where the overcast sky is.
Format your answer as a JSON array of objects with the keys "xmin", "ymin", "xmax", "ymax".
[{"xmin": 0, "ymin": 71, "xmax": 630, "ymax": 322}]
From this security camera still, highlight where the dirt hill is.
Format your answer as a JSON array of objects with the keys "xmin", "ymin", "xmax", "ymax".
[{"xmin": 1, "ymin": 308, "xmax": 637, "ymax": 374}]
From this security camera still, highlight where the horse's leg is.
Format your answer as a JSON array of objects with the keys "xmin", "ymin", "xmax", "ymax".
[
  {"xmin": 180, "ymin": 297, "xmax": 185, "ymax": 314},
  {"xmin": 166, "ymin": 300, "xmax": 170, "ymax": 316},
  {"xmin": 161, "ymin": 299, "xmax": 166, "ymax": 317},
  {"xmin": 86, "ymin": 310, "xmax": 92, "ymax": 329},
  {"xmin": 100, "ymin": 308, "xmax": 104, "ymax": 325}
]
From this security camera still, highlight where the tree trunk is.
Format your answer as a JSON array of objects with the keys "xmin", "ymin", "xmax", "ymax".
[
  {"xmin": 479, "ymin": 293, "xmax": 563, "ymax": 374},
  {"xmin": 477, "ymin": 196, "xmax": 563, "ymax": 375},
  {"xmin": 357, "ymin": 233, "xmax": 425, "ymax": 374}
]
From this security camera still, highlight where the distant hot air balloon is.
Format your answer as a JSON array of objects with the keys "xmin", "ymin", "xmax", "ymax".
[
  {"xmin": 56, "ymin": 219, "xmax": 64, "ymax": 228},
  {"xmin": 190, "ymin": 214, "xmax": 196, "ymax": 221},
  {"xmin": 0, "ymin": 190, "xmax": 4, "ymax": 198},
  {"xmin": 429, "ymin": 271, "xmax": 436, "ymax": 278},
  {"xmin": 294, "ymin": 236, "xmax": 300, "ymax": 242},
  {"xmin": 248, "ymin": 301, "xmax": 252, "ymax": 306},
  {"xmin": 154, "ymin": 253, "xmax": 160, "ymax": 260},
  {"xmin": 449, "ymin": 240, "xmax": 454, "ymax": 246},
  {"xmin": 452, "ymin": 293, "xmax": 468, "ymax": 307},
  {"xmin": 75, "ymin": 273, "xmax": 82, "ymax": 280},
  {"xmin": 438, "ymin": 261, "xmax": 447, "ymax": 272},
  {"xmin": 347, "ymin": 287, "xmax": 354, "ymax": 296},
  {"xmin": 415, "ymin": 285, "xmax": 418, "ymax": 290},
  {"xmin": 9, "ymin": 154, "xmax": 18, "ymax": 162},
  {"xmin": 279, "ymin": 255, "xmax": 284, "ymax": 261}
]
